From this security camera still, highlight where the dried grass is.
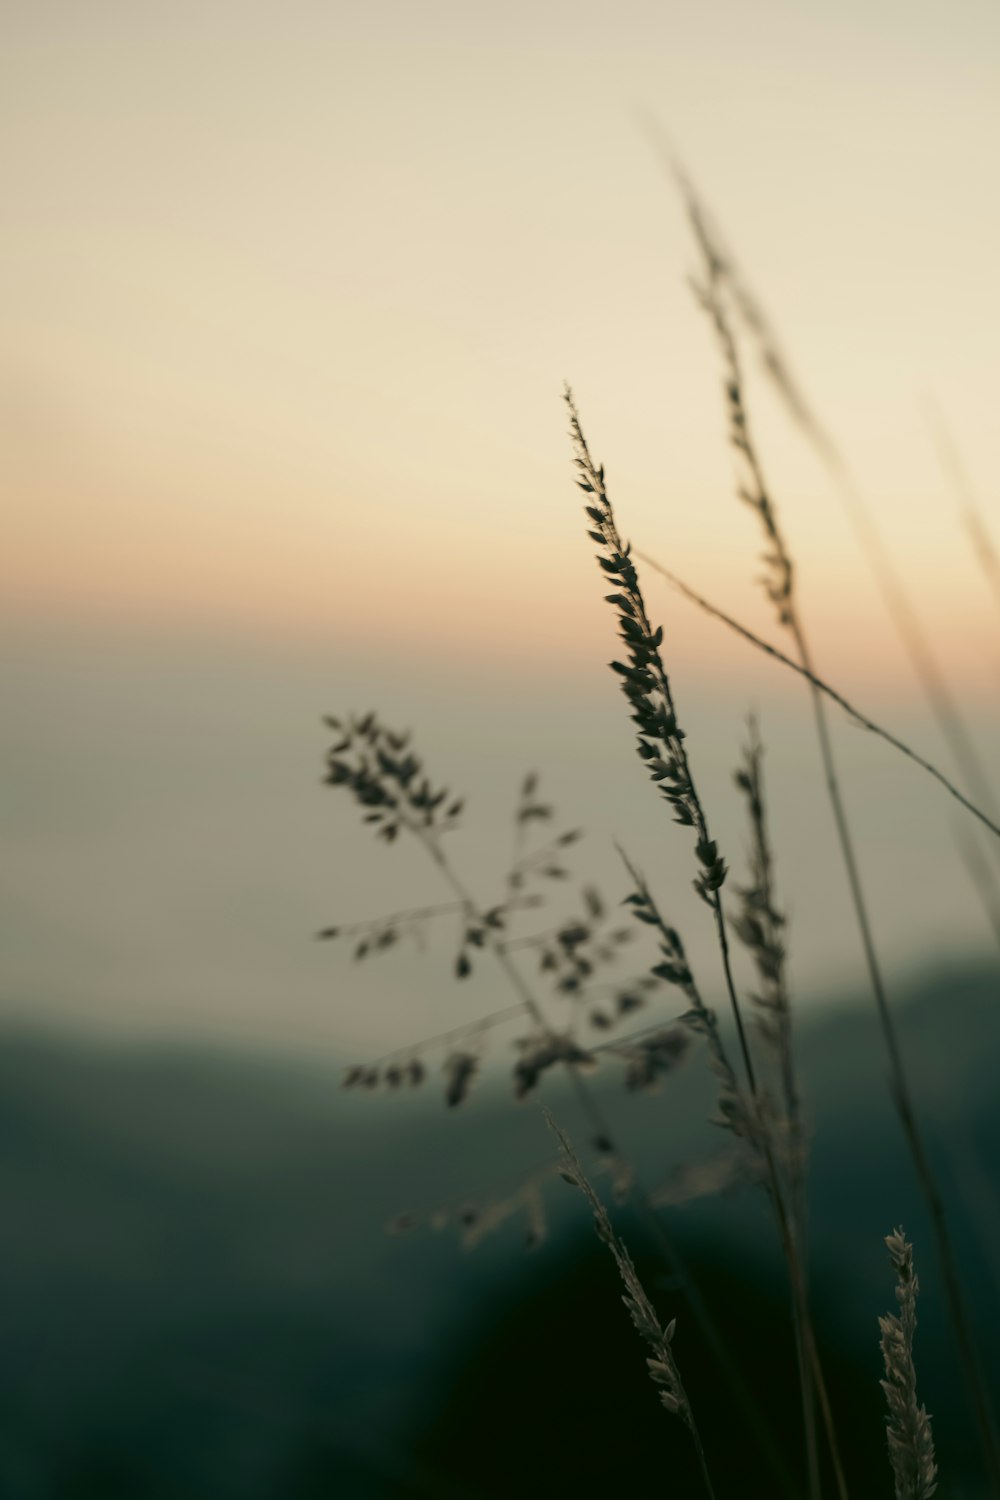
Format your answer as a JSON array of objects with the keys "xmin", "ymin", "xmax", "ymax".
[
  {"xmin": 880, "ymin": 1229, "xmax": 938, "ymax": 1500},
  {"xmin": 312, "ymin": 162, "xmax": 1000, "ymax": 1496}
]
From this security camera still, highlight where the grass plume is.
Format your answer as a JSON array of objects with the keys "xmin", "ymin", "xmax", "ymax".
[
  {"xmin": 879, "ymin": 1229, "xmax": 939, "ymax": 1500},
  {"xmin": 546, "ymin": 1109, "xmax": 718, "ymax": 1500},
  {"xmin": 567, "ymin": 387, "xmax": 843, "ymax": 1500},
  {"xmin": 322, "ymin": 709, "xmax": 794, "ymax": 1487},
  {"xmin": 731, "ymin": 719, "xmax": 804, "ymax": 1227},
  {"xmin": 686, "ymin": 238, "xmax": 1000, "ymax": 1491},
  {"xmin": 669, "ymin": 150, "xmax": 1000, "ymax": 950}
]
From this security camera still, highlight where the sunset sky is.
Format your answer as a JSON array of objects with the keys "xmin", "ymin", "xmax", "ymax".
[
  {"xmin": 4, "ymin": 1, "xmax": 1000, "ymax": 686},
  {"xmin": 3, "ymin": 4, "xmax": 1000, "ymax": 1053}
]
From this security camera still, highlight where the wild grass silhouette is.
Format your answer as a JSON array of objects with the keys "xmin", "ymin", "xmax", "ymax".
[{"xmin": 319, "ymin": 171, "xmax": 1000, "ymax": 1498}]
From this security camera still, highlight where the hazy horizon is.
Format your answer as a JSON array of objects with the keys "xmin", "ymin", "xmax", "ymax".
[
  {"xmin": 3, "ymin": 2, "xmax": 1000, "ymax": 1065},
  {"xmin": 3, "ymin": 617, "xmax": 998, "ymax": 1063}
]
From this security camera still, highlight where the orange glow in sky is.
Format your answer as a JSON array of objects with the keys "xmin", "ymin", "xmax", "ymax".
[{"xmin": 3, "ymin": 2, "xmax": 1000, "ymax": 700}]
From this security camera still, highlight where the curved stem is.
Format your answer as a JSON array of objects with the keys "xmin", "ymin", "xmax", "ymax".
[
  {"xmin": 636, "ymin": 551, "xmax": 1000, "ymax": 846},
  {"xmin": 421, "ymin": 832, "xmax": 798, "ymax": 1497},
  {"xmin": 791, "ymin": 618, "xmax": 1000, "ymax": 1497}
]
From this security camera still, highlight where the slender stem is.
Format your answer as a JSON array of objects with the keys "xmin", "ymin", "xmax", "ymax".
[
  {"xmin": 665, "ymin": 150, "xmax": 1000, "ymax": 842},
  {"xmin": 635, "ymin": 552, "xmax": 1000, "ymax": 846},
  {"xmin": 831, "ymin": 460, "xmax": 1000, "ymax": 826},
  {"xmin": 952, "ymin": 816, "xmax": 1000, "ymax": 950},
  {"xmin": 568, "ymin": 389, "xmax": 824, "ymax": 1495},
  {"xmin": 322, "ymin": 898, "xmax": 466, "ymax": 935},
  {"xmin": 679, "ymin": 234, "xmax": 1000, "ymax": 1480},
  {"xmin": 692, "ymin": 1434, "xmax": 718, "ymax": 1500},
  {"xmin": 629, "ymin": 551, "xmax": 826, "ymax": 1500},
  {"xmin": 362, "ymin": 1003, "xmax": 530, "ymax": 1069},
  {"xmin": 548, "ymin": 1115, "xmax": 719, "ymax": 1500},
  {"xmin": 672, "ymin": 158, "xmax": 1000, "ymax": 954},
  {"xmin": 421, "ymin": 832, "xmax": 798, "ymax": 1497},
  {"xmin": 603, "ymin": 476, "xmax": 762, "ymax": 1104},
  {"xmin": 705, "ymin": 881, "xmax": 824, "ymax": 1500},
  {"xmin": 620, "ymin": 859, "xmax": 833, "ymax": 1500},
  {"xmin": 793, "ymin": 619, "xmax": 1000, "ymax": 1495},
  {"xmin": 736, "ymin": 724, "xmax": 825, "ymax": 1499}
]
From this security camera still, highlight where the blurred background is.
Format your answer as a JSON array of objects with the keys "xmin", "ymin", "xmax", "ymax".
[{"xmin": 2, "ymin": 2, "xmax": 1000, "ymax": 1495}]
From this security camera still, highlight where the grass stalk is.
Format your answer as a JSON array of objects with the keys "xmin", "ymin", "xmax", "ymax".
[
  {"xmin": 632, "ymin": 553, "xmax": 1000, "ymax": 846},
  {"xmin": 547, "ymin": 1111, "xmax": 719, "ymax": 1500},
  {"xmin": 567, "ymin": 388, "xmax": 840, "ymax": 1500},
  {"xmin": 689, "ymin": 254, "xmax": 1000, "ymax": 1494},
  {"xmin": 879, "ymin": 1228, "xmax": 938, "ymax": 1500},
  {"xmin": 667, "ymin": 154, "xmax": 1000, "ymax": 934},
  {"xmin": 324, "ymin": 713, "xmax": 797, "ymax": 1493},
  {"xmin": 423, "ymin": 830, "xmax": 798, "ymax": 1495}
]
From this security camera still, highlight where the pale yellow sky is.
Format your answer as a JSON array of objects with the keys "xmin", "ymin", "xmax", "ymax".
[{"xmin": 3, "ymin": 1, "xmax": 1000, "ymax": 696}]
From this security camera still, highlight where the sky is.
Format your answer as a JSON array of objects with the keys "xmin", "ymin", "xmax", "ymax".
[
  {"xmin": 3, "ymin": 2, "xmax": 1000, "ymax": 1055},
  {"xmin": 3, "ymin": 1, "xmax": 1000, "ymax": 680}
]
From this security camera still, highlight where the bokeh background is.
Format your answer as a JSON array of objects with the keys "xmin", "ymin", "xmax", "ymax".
[{"xmin": 2, "ymin": 3, "xmax": 1000, "ymax": 1496}]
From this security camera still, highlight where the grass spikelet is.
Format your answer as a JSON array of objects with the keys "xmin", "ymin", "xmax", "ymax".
[
  {"xmin": 879, "ymin": 1229, "xmax": 938, "ymax": 1500},
  {"xmin": 686, "ymin": 228, "xmax": 1000, "ymax": 1490},
  {"xmin": 545, "ymin": 1110, "xmax": 718, "ymax": 1500},
  {"xmin": 564, "ymin": 385, "xmax": 757, "ymax": 1094},
  {"xmin": 321, "ymin": 708, "xmax": 785, "ymax": 1474},
  {"xmin": 566, "ymin": 387, "xmax": 834, "ymax": 1500},
  {"xmin": 732, "ymin": 718, "xmax": 804, "ymax": 1203},
  {"xmin": 617, "ymin": 849, "xmax": 759, "ymax": 1150},
  {"xmin": 683, "ymin": 165, "xmax": 1000, "ymax": 832}
]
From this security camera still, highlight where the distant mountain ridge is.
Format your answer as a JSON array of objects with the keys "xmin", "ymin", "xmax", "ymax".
[{"xmin": 0, "ymin": 959, "xmax": 997, "ymax": 1496}]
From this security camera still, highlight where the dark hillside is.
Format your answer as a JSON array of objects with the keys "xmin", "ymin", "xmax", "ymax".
[{"xmin": 0, "ymin": 961, "xmax": 997, "ymax": 1497}]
